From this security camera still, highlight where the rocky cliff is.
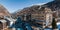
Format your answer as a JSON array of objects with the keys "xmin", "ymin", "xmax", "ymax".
[{"xmin": 0, "ymin": 4, "xmax": 11, "ymax": 18}]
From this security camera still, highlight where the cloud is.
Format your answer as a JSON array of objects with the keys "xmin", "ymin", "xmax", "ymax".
[
  {"xmin": 31, "ymin": 3, "xmax": 47, "ymax": 6},
  {"xmin": 35, "ymin": 3, "xmax": 46, "ymax": 5}
]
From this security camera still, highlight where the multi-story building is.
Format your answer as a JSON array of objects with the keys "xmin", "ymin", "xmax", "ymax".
[{"xmin": 18, "ymin": 7, "xmax": 53, "ymax": 28}]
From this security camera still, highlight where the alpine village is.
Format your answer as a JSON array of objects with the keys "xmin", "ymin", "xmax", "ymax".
[{"xmin": 0, "ymin": 0, "xmax": 60, "ymax": 30}]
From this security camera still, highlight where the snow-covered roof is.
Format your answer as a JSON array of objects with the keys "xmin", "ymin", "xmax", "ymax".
[
  {"xmin": 4, "ymin": 16, "xmax": 16, "ymax": 22},
  {"xmin": 0, "ymin": 20, "xmax": 7, "ymax": 23},
  {"xmin": 6, "ymin": 18, "xmax": 16, "ymax": 22}
]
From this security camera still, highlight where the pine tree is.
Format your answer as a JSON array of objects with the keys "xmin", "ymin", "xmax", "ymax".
[{"xmin": 52, "ymin": 18, "xmax": 57, "ymax": 29}]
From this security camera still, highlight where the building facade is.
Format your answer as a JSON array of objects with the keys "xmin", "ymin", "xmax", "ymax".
[{"xmin": 20, "ymin": 7, "xmax": 53, "ymax": 28}]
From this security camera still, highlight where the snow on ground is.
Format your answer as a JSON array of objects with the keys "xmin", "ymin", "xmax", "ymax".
[{"xmin": 57, "ymin": 22, "xmax": 60, "ymax": 25}]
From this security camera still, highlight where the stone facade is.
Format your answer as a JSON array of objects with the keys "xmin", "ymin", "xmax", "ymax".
[{"xmin": 20, "ymin": 7, "xmax": 53, "ymax": 28}]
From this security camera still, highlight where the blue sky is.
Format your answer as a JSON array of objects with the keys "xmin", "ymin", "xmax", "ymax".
[{"xmin": 0, "ymin": 0, "xmax": 53, "ymax": 13}]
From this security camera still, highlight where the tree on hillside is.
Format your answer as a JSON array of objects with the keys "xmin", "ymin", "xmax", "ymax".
[{"xmin": 52, "ymin": 17, "xmax": 57, "ymax": 29}]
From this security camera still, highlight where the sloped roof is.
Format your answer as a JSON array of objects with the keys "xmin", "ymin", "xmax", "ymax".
[{"xmin": 0, "ymin": 20, "xmax": 7, "ymax": 23}]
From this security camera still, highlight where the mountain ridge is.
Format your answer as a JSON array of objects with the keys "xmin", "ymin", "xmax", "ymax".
[
  {"xmin": 0, "ymin": 4, "xmax": 11, "ymax": 18},
  {"xmin": 12, "ymin": 0, "xmax": 60, "ymax": 18}
]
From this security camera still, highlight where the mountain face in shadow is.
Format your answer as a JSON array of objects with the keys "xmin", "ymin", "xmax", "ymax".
[{"xmin": 43, "ymin": 0, "xmax": 60, "ymax": 11}]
